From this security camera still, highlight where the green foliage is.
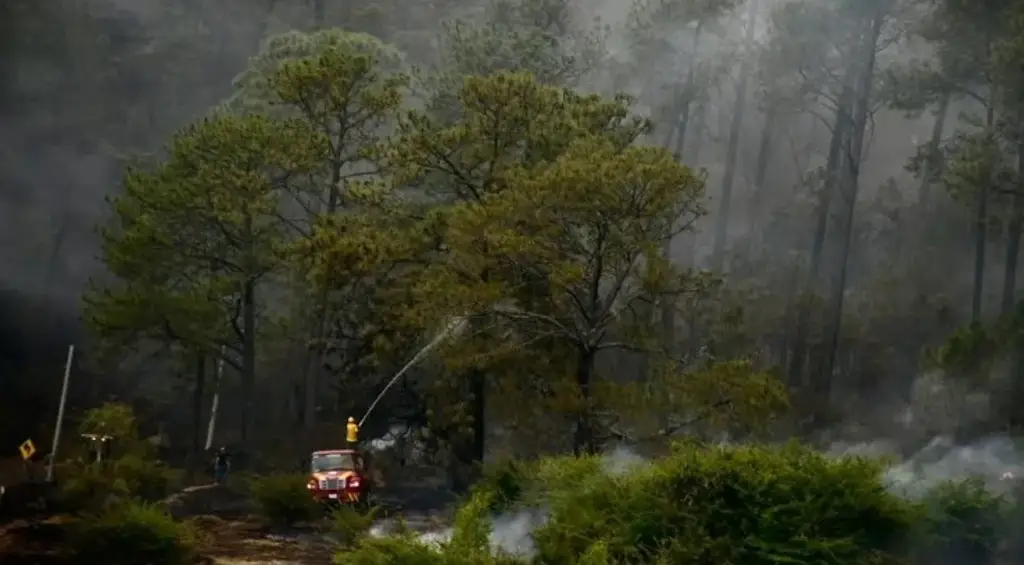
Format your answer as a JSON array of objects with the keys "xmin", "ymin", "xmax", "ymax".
[
  {"xmin": 59, "ymin": 463, "xmax": 132, "ymax": 513},
  {"xmin": 73, "ymin": 501, "xmax": 196, "ymax": 565},
  {"xmin": 912, "ymin": 479, "xmax": 1005, "ymax": 565},
  {"xmin": 930, "ymin": 321, "xmax": 998, "ymax": 375},
  {"xmin": 75, "ymin": 402, "xmax": 156, "ymax": 458},
  {"xmin": 930, "ymin": 300, "xmax": 1024, "ymax": 385},
  {"xmin": 330, "ymin": 504, "xmax": 381, "ymax": 549},
  {"xmin": 446, "ymin": 489, "xmax": 494, "ymax": 559},
  {"xmin": 78, "ymin": 401, "xmax": 137, "ymax": 440},
  {"xmin": 112, "ymin": 455, "xmax": 182, "ymax": 502},
  {"xmin": 439, "ymin": 0, "xmax": 605, "ymax": 87},
  {"xmin": 84, "ymin": 112, "xmax": 323, "ymax": 361},
  {"xmin": 347, "ymin": 445, "xmax": 1024, "ymax": 565},
  {"xmin": 58, "ymin": 455, "xmax": 180, "ymax": 513},
  {"xmin": 316, "ymin": 71, "xmax": 784, "ymax": 451},
  {"xmin": 531, "ymin": 443, "xmax": 913, "ymax": 565},
  {"xmin": 249, "ymin": 473, "xmax": 321, "ymax": 526},
  {"xmin": 476, "ymin": 458, "xmax": 530, "ymax": 513},
  {"xmin": 226, "ymin": 29, "xmax": 406, "ymax": 115},
  {"xmin": 335, "ymin": 533, "xmax": 448, "ymax": 565},
  {"xmin": 59, "ymin": 403, "xmax": 180, "ymax": 513}
]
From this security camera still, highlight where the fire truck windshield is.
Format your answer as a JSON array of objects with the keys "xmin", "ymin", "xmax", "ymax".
[{"xmin": 311, "ymin": 452, "xmax": 358, "ymax": 472}]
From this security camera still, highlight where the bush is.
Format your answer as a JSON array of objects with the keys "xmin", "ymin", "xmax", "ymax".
[
  {"xmin": 249, "ymin": 473, "xmax": 320, "ymax": 526},
  {"xmin": 58, "ymin": 463, "xmax": 132, "ymax": 513},
  {"xmin": 73, "ymin": 501, "xmax": 195, "ymax": 565},
  {"xmin": 58, "ymin": 455, "xmax": 180, "ymax": 513},
  {"xmin": 476, "ymin": 458, "xmax": 529, "ymax": 513},
  {"xmin": 340, "ymin": 443, "xmax": 924, "ymax": 565},
  {"xmin": 336, "ymin": 534, "xmax": 448, "ymax": 565},
  {"xmin": 473, "ymin": 454, "xmax": 604, "ymax": 515},
  {"xmin": 113, "ymin": 454, "xmax": 182, "ymax": 501},
  {"xmin": 341, "ymin": 444, "xmax": 1024, "ymax": 565},
  {"xmin": 912, "ymin": 478, "xmax": 1005, "ymax": 565},
  {"xmin": 527, "ymin": 443, "xmax": 916, "ymax": 565},
  {"xmin": 330, "ymin": 504, "xmax": 380, "ymax": 549}
]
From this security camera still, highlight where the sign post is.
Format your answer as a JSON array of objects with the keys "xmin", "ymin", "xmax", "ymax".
[{"xmin": 46, "ymin": 344, "xmax": 75, "ymax": 482}]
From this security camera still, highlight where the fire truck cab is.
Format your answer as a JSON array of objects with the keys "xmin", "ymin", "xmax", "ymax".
[{"xmin": 306, "ymin": 449, "xmax": 370, "ymax": 508}]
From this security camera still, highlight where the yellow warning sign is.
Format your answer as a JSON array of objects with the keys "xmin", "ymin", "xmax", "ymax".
[{"xmin": 18, "ymin": 439, "xmax": 36, "ymax": 460}]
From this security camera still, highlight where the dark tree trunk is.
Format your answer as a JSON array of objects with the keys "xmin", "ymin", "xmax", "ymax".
[
  {"xmin": 919, "ymin": 93, "xmax": 950, "ymax": 211},
  {"xmin": 658, "ymin": 27, "xmax": 704, "ymax": 354},
  {"xmin": 469, "ymin": 368, "xmax": 485, "ymax": 464},
  {"xmin": 192, "ymin": 354, "xmax": 207, "ymax": 456},
  {"xmin": 819, "ymin": 11, "xmax": 884, "ymax": 407},
  {"xmin": 241, "ymin": 277, "xmax": 256, "ymax": 443},
  {"xmin": 572, "ymin": 346, "xmax": 597, "ymax": 455},
  {"xmin": 303, "ymin": 151, "xmax": 345, "ymax": 429},
  {"xmin": 786, "ymin": 83, "xmax": 854, "ymax": 389},
  {"xmin": 710, "ymin": 0, "xmax": 757, "ymax": 271},
  {"xmin": 312, "ymin": 0, "xmax": 324, "ymax": 27},
  {"xmin": 749, "ymin": 104, "xmax": 777, "ymax": 235},
  {"xmin": 972, "ymin": 102, "xmax": 996, "ymax": 322},
  {"xmin": 1002, "ymin": 142, "xmax": 1024, "ymax": 315}
]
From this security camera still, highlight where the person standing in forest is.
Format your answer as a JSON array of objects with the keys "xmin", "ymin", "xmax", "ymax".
[{"xmin": 213, "ymin": 447, "xmax": 230, "ymax": 484}]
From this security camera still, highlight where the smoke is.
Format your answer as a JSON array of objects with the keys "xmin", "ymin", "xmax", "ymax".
[
  {"xmin": 601, "ymin": 444, "xmax": 647, "ymax": 476},
  {"xmin": 883, "ymin": 436, "xmax": 1024, "ymax": 497},
  {"xmin": 830, "ymin": 435, "xmax": 1024, "ymax": 498},
  {"xmin": 369, "ymin": 447, "xmax": 647, "ymax": 556}
]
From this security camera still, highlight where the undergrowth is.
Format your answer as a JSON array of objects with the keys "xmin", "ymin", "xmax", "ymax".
[{"xmin": 336, "ymin": 442, "xmax": 1019, "ymax": 565}]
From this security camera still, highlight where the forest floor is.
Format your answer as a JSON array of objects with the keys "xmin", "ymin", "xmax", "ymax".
[
  {"xmin": 0, "ymin": 477, "xmax": 453, "ymax": 564},
  {"xmin": 0, "ymin": 509, "xmax": 447, "ymax": 565}
]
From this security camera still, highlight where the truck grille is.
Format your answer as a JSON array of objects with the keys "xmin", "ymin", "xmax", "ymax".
[{"xmin": 326, "ymin": 478, "xmax": 340, "ymax": 490}]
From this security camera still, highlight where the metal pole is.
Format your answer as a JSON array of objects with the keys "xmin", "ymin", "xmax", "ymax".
[
  {"xmin": 46, "ymin": 344, "xmax": 75, "ymax": 482},
  {"xmin": 204, "ymin": 346, "xmax": 225, "ymax": 451}
]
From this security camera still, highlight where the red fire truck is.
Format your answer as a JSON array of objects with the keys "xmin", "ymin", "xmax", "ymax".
[{"xmin": 306, "ymin": 449, "xmax": 371, "ymax": 508}]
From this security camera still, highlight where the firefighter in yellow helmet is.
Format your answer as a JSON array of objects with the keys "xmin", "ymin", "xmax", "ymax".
[{"xmin": 346, "ymin": 417, "xmax": 359, "ymax": 446}]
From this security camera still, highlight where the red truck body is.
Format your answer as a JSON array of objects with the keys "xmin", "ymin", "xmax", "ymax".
[{"xmin": 306, "ymin": 449, "xmax": 369, "ymax": 506}]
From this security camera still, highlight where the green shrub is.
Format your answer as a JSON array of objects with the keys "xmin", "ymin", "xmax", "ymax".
[
  {"xmin": 530, "ymin": 442, "xmax": 915, "ymax": 565},
  {"xmin": 249, "ymin": 473, "xmax": 320, "ymax": 526},
  {"xmin": 477, "ymin": 458, "xmax": 529, "ymax": 513},
  {"xmin": 335, "ymin": 534, "xmax": 448, "ymax": 565},
  {"xmin": 913, "ymin": 479, "xmax": 1005, "ymax": 565},
  {"xmin": 473, "ymin": 454, "xmax": 605, "ymax": 515},
  {"xmin": 113, "ymin": 454, "xmax": 182, "ymax": 501},
  {"xmin": 73, "ymin": 501, "xmax": 195, "ymax": 565},
  {"xmin": 58, "ymin": 462, "xmax": 132, "ymax": 513},
  {"xmin": 77, "ymin": 402, "xmax": 157, "ymax": 458},
  {"xmin": 331, "ymin": 504, "xmax": 380, "ymax": 549},
  {"xmin": 57, "ymin": 455, "xmax": 181, "ymax": 513},
  {"xmin": 343, "ymin": 443, "xmax": 927, "ymax": 565}
]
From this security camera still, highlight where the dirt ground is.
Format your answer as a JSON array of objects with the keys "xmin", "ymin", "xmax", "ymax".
[
  {"xmin": 0, "ymin": 466, "xmax": 453, "ymax": 564},
  {"xmin": 0, "ymin": 516, "xmax": 71, "ymax": 565},
  {"xmin": 0, "ymin": 482, "xmax": 452, "ymax": 564},
  {"xmin": 0, "ymin": 514, "xmax": 337, "ymax": 565},
  {"xmin": 192, "ymin": 516, "xmax": 337, "ymax": 565}
]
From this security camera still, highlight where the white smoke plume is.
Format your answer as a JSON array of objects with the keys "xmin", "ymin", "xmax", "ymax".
[{"xmin": 831, "ymin": 435, "xmax": 1024, "ymax": 498}]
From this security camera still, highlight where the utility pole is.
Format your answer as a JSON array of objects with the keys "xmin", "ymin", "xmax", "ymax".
[{"xmin": 46, "ymin": 344, "xmax": 75, "ymax": 482}]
